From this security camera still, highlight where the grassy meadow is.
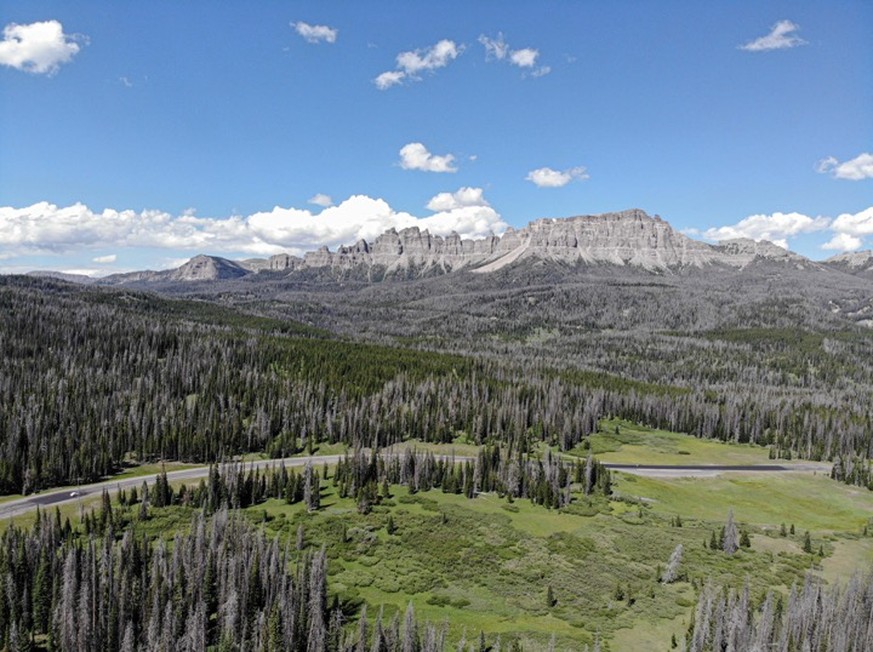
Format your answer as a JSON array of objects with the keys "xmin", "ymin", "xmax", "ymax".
[{"xmin": 4, "ymin": 421, "xmax": 873, "ymax": 650}]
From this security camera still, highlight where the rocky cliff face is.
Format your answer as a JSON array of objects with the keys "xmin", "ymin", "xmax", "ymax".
[
  {"xmin": 710, "ymin": 238, "xmax": 816, "ymax": 268},
  {"xmin": 99, "ymin": 209, "xmax": 833, "ymax": 284},
  {"xmin": 474, "ymin": 209, "xmax": 717, "ymax": 271},
  {"xmin": 289, "ymin": 209, "xmax": 806, "ymax": 275},
  {"xmin": 825, "ymin": 251, "xmax": 873, "ymax": 278},
  {"xmin": 298, "ymin": 228, "xmax": 501, "ymax": 274}
]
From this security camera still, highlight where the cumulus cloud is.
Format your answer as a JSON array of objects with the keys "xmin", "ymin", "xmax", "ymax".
[
  {"xmin": 426, "ymin": 187, "xmax": 489, "ymax": 211},
  {"xmin": 822, "ymin": 233, "xmax": 863, "ymax": 252},
  {"xmin": 374, "ymin": 70, "xmax": 405, "ymax": 90},
  {"xmin": 292, "ymin": 21, "xmax": 338, "ymax": 44},
  {"xmin": 308, "ymin": 193, "xmax": 334, "ymax": 207},
  {"xmin": 817, "ymin": 153, "xmax": 873, "ymax": 181},
  {"xmin": 399, "ymin": 142, "xmax": 457, "ymax": 173},
  {"xmin": 525, "ymin": 166, "xmax": 588, "ymax": 188},
  {"xmin": 829, "ymin": 207, "xmax": 873, "ymax": 241},
  {"xmin": 374, "ymin": 39, "xmax": 461, "ymax": 89},
  {"xmin": 0, "ymin": 193, "xmax": 508, "ymax": 262},
  {"xmin": 92, "ymin": 254, "xmax": 117, "ymax": 264},
  {"xmin": 702, "ymin": 211, "xmax": 830, "ymax": 248},
  {"xmin": 510, "ymin": 48, "xmax": 538, "ymax": 68},
  {"xmin": 479, "ymin": 33, "xmax": 549, "ymax": 76},
  {"xmin": 739, "ymin": 20, "xmax": 806, "ymax": 52},
  {"xmin": 0, "ymin": 20, "xmax": 83, "ymax": 75}
]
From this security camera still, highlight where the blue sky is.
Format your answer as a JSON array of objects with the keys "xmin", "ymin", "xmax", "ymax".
[{"xmin": 1, "ymin": 1, "xmax": 871, "ymax": 274}]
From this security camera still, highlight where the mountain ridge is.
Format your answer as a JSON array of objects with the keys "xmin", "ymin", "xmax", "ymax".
[{"xmin": 93, "ymin": 209, "xmax": 840, "ymax": 284}]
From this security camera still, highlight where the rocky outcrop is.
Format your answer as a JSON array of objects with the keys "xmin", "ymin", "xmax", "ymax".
[
  {"xmin": 241, "ymin": 254, "xmax": 304, "ymax": 272},
  {"xmin": 474, "ymin": 209, "xmax": 717, "ymax": 271},
  {"xmin": 100, "ymin": 255, "xmax": 250, "ymax": 284},
  {"xmin": 300, "ymin": 227, "xmax": 500, "ymax": 274},
  {"xmin": 288, "ymin": 209, "xmax": 809, "ymax": 274},
  {"xmin": 711, "ymin": 238, "xmax": 815, "ymax": 268},
  {"xmin": 824, "ymin": 251, "xmax": 873, "ymax": 278},
  {"xmin": 165, "ymin": 255, "xmax": 249, "ymax": 281},
  {"xmin": 98, "ymin": 210, "xmax": 838, "ymax": 284}
]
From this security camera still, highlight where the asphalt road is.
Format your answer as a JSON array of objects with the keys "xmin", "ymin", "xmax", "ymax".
[
  {"xmin": 0, "ymin": 457, "xmax": 829, "ymax": 522},
  {"xmin": 604, "ymin": 463, "xmax": 789, "ymax": 471},
  {"xmin": 0, "ymin": 454, "xmax": 348, "ymax": 522}
]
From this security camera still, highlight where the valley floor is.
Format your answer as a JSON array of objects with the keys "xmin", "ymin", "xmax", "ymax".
[{"xmin": 4, "ymin": 420, "xmax": 871, "ymax": 650}]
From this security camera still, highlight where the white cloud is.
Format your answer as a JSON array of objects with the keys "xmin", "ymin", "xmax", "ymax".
[
  {"xmin": 374, "ymin": 39, "xmax": 462, "ymax": 89},
  {"xmin": 479, "ymin": 34, "xmax": 510, "ymax": 61},
  {"xmin": 510, "ymin": 48, "xmax": 539, "ymax": 68},
  {"xmin": 292, "ymin": 21, "xmax": 338, "ymax": 44},
  {"xmin": 525, "ymin": 166, "xmax": 588, "ymax": 188},
  {"xmin": 822, "ymin": 233, "xmax": 864, "ymax": 252},
  {"xmin": 92, "ymin": 254, "xmax": 117, "ymax": 264},
  {"xmin": 739, "ymin": 20, "xmax": 806, "ymax": 52},
  {"xmin": 374, "ymin": 70, "xmax": 406, "ymax": 90},
  {"xmin": 817, "ymin": 153, "xmax": 873, "ymax": 181},
  {"xmin": 396, "ymin": 39, "xmax": 461, "ymax": 74},
  {"xmin": 479, "ymin": 33, "xmax": 548, "ymax": 76},
  {"xmin": 702, "ymin": 211, "xmax": 830, "ymax": 246},
  {"xmin": 829, "ymin": 207, "xmax": 873, "ymax": 238},
  {"xmin": 426, "ymin": 187, "xmax": 489, "ymax": 212},
  {"xmin": 119, "ymin": 76, "xmax": 133, "ymax": 88},
  {"xmin": 0, "ymin": 193, "xmax": 508, "ymax": 261},
  {"xmin": 0, "ymin": 20, "xmax": 83, "ymax": 75},
  {"xmin": 399, "ymin": 142, "xmax": 457, "ymax": 173},
  {"xmin": 308, "ymin": 193, "xmax": 334, "ymax": 208}
]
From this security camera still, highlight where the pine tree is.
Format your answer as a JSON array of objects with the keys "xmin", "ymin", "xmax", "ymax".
[
  {"xmin": 32, "ymin": 551, "xmax": 52, "ymax": 634},
  {"xmin": 546, "ymin": 585, "xmax": 557, "ymax": 607},
  {"xmin": 662, "ymin": 544, "xmax": 684, "ymax": 583},
  {"xmin": 402, "ymin": 602, "xmax": 417, "ymax": 652},
  {"xmin": 356, "ymin": 605, "xmax": 368, "ymax": 652},
  {"xmin": 723, "ymin": 509, "xmax": 739, "ymax": 555}
]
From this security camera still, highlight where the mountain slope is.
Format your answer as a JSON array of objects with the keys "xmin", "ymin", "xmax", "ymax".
[
  {"xmin": 824, "ymin": 251, "xmax": 873, "ymax": 279},
  {"xmin": 97, "ymin": 209, "xmax": 839, "ymax": 286}
]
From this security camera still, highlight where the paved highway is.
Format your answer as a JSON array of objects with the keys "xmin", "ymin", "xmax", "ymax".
[
  {"xmin": 0, "ymin": 454, "xmax": 349, "ymax": 521},
  {"xmin": 0, "ymin": 457, "xmax": 829, "ymax": 521}
]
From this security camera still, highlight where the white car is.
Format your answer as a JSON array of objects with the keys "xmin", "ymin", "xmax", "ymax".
[{"xmin": 69, "ymin": 491, "xmax": 79, "ymax": 497}]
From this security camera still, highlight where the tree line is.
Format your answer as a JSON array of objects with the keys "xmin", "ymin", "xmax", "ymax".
[
  {"xmin": 333, "ymin": 446, "xmax": 611, "ymax": 512},
  {"xmin": 3, "ymin": 276, "xmax": 873, "ymax": 497},
  {"xmin": 683, "ymin": 572, "xmax": 873, "ymax": 652},
  {"xmin": 0, "ymin": 507, "xmax": 453, "ymax": 652}
]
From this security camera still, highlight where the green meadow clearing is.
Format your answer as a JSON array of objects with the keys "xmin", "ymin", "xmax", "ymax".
[
  {"xmin": 3, "ymin": 422, "xmax": 873, "ymax": 650},
  {"xmin": 239, "ymin": 429, "xmax": 873, "ymax": 650}
]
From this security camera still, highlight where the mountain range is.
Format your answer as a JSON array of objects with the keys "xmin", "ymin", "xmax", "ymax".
[
  {"xmin": 21, "ymin": 209, "xmax": 873, "ymax": 337},
  {"xmin": 39, "ymin": 209, "xmax": 862, "ymax": 285}
]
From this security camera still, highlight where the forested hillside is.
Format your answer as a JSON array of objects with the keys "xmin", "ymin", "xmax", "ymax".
[{"xmin": 3, "ymin": 275, "xmax": 873, "ymax": 494}]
